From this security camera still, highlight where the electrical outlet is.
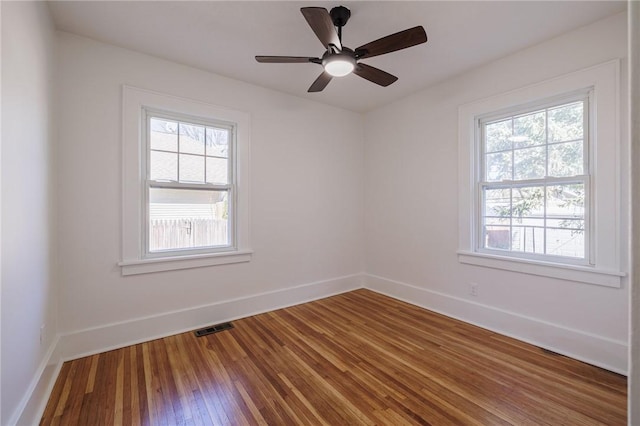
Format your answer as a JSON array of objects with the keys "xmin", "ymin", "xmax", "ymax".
[
  {"xmin": 40, "ymin": 324, "xmax": 46, "ymax": 345},
  {"xmin": 470, "ymin": 283, "xmax": 478, "ymax": 297}
]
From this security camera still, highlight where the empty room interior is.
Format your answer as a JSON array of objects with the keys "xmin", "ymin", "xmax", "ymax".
[{"xmin": 2, "ymin": 1, "xmax": 639, "ymax": 424}]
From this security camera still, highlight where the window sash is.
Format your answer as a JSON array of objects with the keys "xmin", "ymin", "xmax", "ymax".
[
  {"xmin": 145, "ymin": 108, "xmax": 234, "ymax": 185},
  {"xmin": 479, "ymin": 95, "xmax": 589, "ymax": 182},
  {"xmin": 145, "ymin": 186, "xmax": 234, "ymax": 256},
  {"xmin": 477, "ymin": 176, "xmax": 590, "ymax": 264}
]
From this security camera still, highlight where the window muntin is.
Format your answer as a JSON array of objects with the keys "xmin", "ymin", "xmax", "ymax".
[
  {"xmin": 478, "ymin": 95, "xmax": 590, "ymax": 263},
  {"xmin": 144, "ymin": 109, "xmax": 235, "ymax": 256}
]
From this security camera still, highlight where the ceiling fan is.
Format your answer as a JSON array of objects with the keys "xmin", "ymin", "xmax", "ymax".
[{"xmin": 255, "ymin": 6, "xmax": 427, "ymax": 92}]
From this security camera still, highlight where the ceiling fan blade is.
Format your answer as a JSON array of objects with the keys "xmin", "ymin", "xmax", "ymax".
[
  {"xmin": 255, "ymin": 56, "xmax": 320, "ymax": 64},
  {"xmin": 353, "ymin": 63, "xmax": 398, "ymax": 87},
  {"xmin": 355, "ymin": 26, "xmax": 427, "ymax": 59},
  {"xmin": 308, "ymin": 71, "xmax": 333, "ymax": 92},
  {"xmin": 301, "ymin": 7, "xmax": 341, "ymax": 50}
]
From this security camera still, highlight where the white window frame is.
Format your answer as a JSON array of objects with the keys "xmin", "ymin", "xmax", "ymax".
[
  {"xmin": 458, "ymin": 60, "xmax": 624, "ymax": 288},
  {"xmin": 476, "ymin": 91, "xmax": 591, "ymax": 265},
  {"xmin": 143, "ymin": 108, "xmax": 236, "ymax": 258},
  {"xmin": 119, "ymin": 86, "xmax": 251, "ymax": 275}
]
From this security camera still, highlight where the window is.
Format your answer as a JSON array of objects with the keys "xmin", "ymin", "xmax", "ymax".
[
  {"xmin": 479, "ymin": 95, "xmax": 589, "ymax": 263},
  {"xmin": 458, "ymin": 60, "xmax": 624, "ymax": 288},
  {"xmin": 145, "ymin": 111, "xmax": 234, "ymax": 256},
  {"xmin": 120, "ymin": 87, "xmax": 251, "ymax": 275}
]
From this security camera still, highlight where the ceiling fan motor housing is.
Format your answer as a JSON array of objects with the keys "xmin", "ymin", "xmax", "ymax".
[{"xmin": 330, "ymin": 6, "xmax": 351, "ymax": 27}]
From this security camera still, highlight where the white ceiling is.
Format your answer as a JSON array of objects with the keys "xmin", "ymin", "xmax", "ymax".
[{"xmin": 47, "ymin": 1, "xmax": 626, "ymax": 112}]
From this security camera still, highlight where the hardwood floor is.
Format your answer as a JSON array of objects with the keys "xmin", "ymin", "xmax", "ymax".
[{"xmin": 41, "ymin": 289, "xmax": 627, "ymax": 425}]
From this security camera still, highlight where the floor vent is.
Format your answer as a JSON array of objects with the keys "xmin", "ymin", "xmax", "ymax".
[{"xmin": 194, "ymin": 322, "xmax": 234, "ymax": 337}]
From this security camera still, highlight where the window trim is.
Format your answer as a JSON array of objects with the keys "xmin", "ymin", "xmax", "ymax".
[
  {"xmin": 120, "ymin": 86, "xmax": 251, "ymax": 275},
  {"xmin": 475, "ymin": 92, "xmax": 591, "ymax": 265},
  {"xmin": 457, "ymin": 60, "xmax": 623, "ymax": 288}
]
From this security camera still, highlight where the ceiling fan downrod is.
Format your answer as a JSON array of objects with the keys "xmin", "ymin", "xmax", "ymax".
[{"xmin": 330, "ymin": 6, "xmax": 351, "ymax": 47}]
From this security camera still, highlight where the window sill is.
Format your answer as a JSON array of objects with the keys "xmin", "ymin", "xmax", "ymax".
[
  {"xmin": 119, "ymin": 250, "xmax": 253, "ymax": 276},
  {"xmin": 457, "ymin": 250, "xmax": 624, "ymax": 288}
]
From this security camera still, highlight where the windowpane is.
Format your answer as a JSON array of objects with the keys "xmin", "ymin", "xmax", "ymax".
[
  {"xmin": 206, "ymin": 128, "xmax": 229, "ymax": 158},
  {"xmin": 484, "ymin": 188, "xmax": 510, "ymax": 218},
  {"xmin": 484, "ymin": 224, "xmax": 510, "ymax": 250},
  {"xmin": 546, "ymin": 228, "xmax": 584, "ymax": 258},
  {"xmin": 179, "ymin": 123, "xmax": 205, "ymax": 155},
  {"xmin": 149, "ymin": 188, "xmax": 229, "ymax": 252},
  {"xmin": 150, "ymin": 151, "xmax": 177, "ymax": 181},
  {"xmin": 546, "ymin": 184, "xmax": 585, "ymax": 258},
  {"xmin": 179, "ymin": 154, "xmax": 205, "ymax": 183},
  {"xmin": 546, "ymin": 184, "xmax": 585, "ymax": 218},
  {"xmin": 485, "ymin": 119, "xmax": 512, "ymax": 153},
  {"xmin": 486, "ymin": 152, "xmax": 512, "ymax": 181},
  {"xmin": 512, "ymin": 222, "xmax": 545, "ymax": 254},
  {"xmin": 549, "ymin": 140, "xmax": 583, "ymax": 177},
  {"xmin": 512, "ymin": 111, "xmax": 545, "ymax": 147},
  {"xmin": 511, "ymin": 186, "xmax": 545, "ymax": 217},
  {"xmin": 206, "ymin": 157, "xmax": 228, "ymax": 184},
  {"xmin": 150, "ymin": 118, "xmax": 178, "ymax": 152},
  {"xmin": 514, "ymin": 146, "xmax": 545, "ymax": 180},
  {"xmin": 548, "ymin": 101, "xmax": 583, "ymax": 142}
]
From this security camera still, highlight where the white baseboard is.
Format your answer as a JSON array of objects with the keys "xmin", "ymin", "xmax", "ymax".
[
  {"xmin": 15, "ymin": 273, "xmax": 363, "ymax": 425},
  {"xmin": 54, "ymin": 273, "xmax": 362, "ymax": 363},
  {"xmin": 364, "ymin": 273, "xmax": 628, "ymax": 375},
  {"xmin": 10, "ymin": 336, "xmax": 62, "ymax": 426}
]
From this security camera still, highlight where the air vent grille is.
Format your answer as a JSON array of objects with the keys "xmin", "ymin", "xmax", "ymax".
[{"xmin": 194, "ymin": 322, "xmax": 234, "ymax": 337}]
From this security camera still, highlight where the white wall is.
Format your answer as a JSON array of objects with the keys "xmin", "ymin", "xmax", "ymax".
[
  {"xmin": 1, "ymin": 2, "xmax": 58, "ymax": 424},
  {"xmin": 54, "ymin": 32, "xmax": 364, "ymax": 339},
  {"xmin": 364, "ymin": 13, "xmax": 629, "ymax": 372}
]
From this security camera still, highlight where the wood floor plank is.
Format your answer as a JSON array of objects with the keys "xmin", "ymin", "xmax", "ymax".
[
  {"xmin": 53, "ymin": 360, "xmax": 77, "ymax": 418},
  {"xmin": 62, "ymin": 356, "xmax": 93, "ymax": 426},
  {"xmin": 41, "ymin": 289, "xmax": 627, "ymax": 425},
  {"xmin": 41, "ymin": 362, "xmax": 71, "ymax": 424}
]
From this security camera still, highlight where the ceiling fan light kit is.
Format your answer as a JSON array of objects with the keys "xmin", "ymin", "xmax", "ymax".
[
  {"xmin": 323, "ymin": 51, "xmax": 356, "ymax": 77},
  {"xmin": 255, "ymin": 6, "xmax": 427, "ymax": 92}
]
